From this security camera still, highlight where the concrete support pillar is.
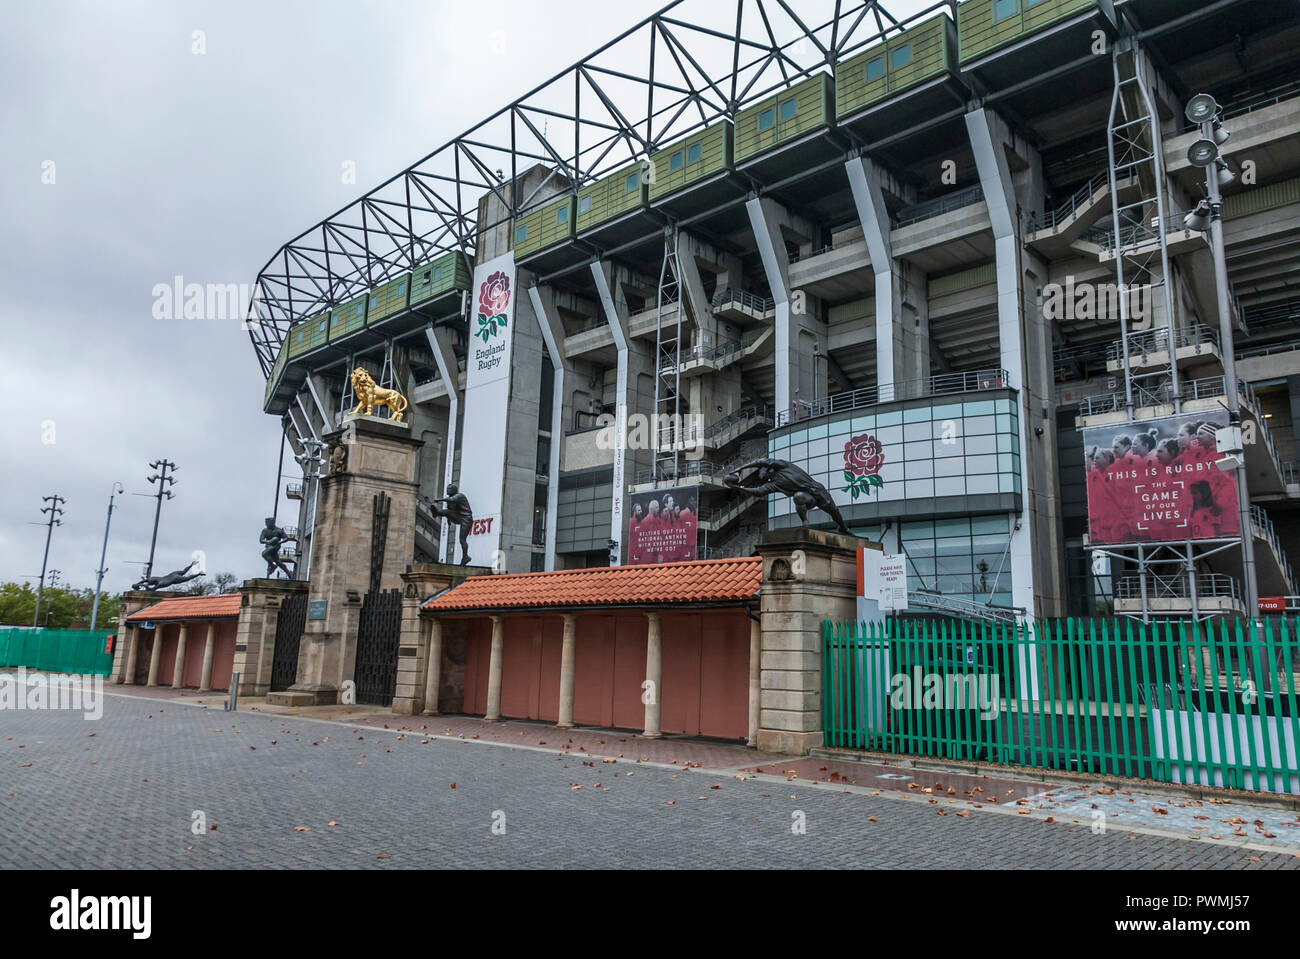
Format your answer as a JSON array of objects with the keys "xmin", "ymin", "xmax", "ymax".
[
  {"xmin": 527, "ymin": 285, "xmax": 568, "ymax": 572},
  {"xmin": 967, "ymin": 107, "xmax": 1037, "ymax": 618},
  {"xmin": 146, "ymin": 627, "xmax": 164, "ymax": 687},
  {"xmin": 199, "ymin": 622, "xmax": 216, "ymax": 692},
  {"xmin": 170, "ymin": 624, "xmax": 189, "ymax": 688},
  {"xmin": 643, "ymin": 611, "xmax": 663, "ymax": 739},
  {"xmin": 748, "ymin": 616, "xmax": 761, "ymax": 748},
  {"xmin": 746, "ymin": 197, "xmax": 794, "ymax": 414},
  {"xmin": 591, "ymin": 262, "xmax": 631, "ymax": 562},
  {"xmin": 422, "ymin": 619, "xmax": 444, "ymax": 716},
  {"xmin": 122, "ymin": 627, "xmax": 139, "ymax": 685},
  {"xmin": 484, "ymin": 615, "xmax": 505, "ymax": 722},
  {"xmin": 557, "ymin": 614, "xmax": 577, "ymax": 728},
  {"xmin": 426, "ymin": 325, "xmax": 463, "ymax": 565}
]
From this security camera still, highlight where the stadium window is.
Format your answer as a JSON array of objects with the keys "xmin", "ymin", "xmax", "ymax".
[
  {"xmin": 625, "ymin": 172, "xmax": 640, "ymax": 192},
  {"xmin": 433, "ymin": 267, "xmax": 442, "ymax": 281},
  {"xmin": 687, "ymin": 143, "xmax": 702, "ymax": 164},
  {"xmin": 891, "ymin": 43, "xmax": 910, "ymax": 70},
  {"xmin": 369, "ymin": 296, "xmax": 377, "ymax": 310},
  {"xmin": 758, "ymin": 108, "xmax": 775, "ymax": 131},
  {"xmin": 556, "ymin": 205, "xmax": 568, "ymax": 225},
  {"xmin": 1026, "ymin": 0, "xmax": 1047, "ymax": 5},
  {"xmin": 419, "ymin": 270, "xmax": 431, "ymax": 285},
  {"xmin": 779, "ymin": 98, "xmax": 797, "ymax": 122},
  {"xmin": 865, "ymin": 56, "xmax": 885, "ymax": 82},
  {"xmin": 578, "ymin": 195, "xmax": 592, "ymax": 214},
  {"xmin": 317, "ymin": 320, "xmax": 327, "ymax": 335},
  {"xmin": 993, "ymin": 0, "xmax": 1018, "ymax": 23},
  {"xmin": 516, "ymin": 225, "xmax": 528, "ymax": 244},
  {"xmin": 669, "ymin": 151, "xmax": 684, "ymax": 172}
]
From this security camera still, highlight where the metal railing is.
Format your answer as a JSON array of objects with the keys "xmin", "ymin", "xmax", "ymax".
[
  {"xmin": 776, "ymin": 368, "xmax": 1011, "ymax": 426},
  {"xmin": 712, "ymin": 288, "xmax": 774, "ymax": 317},
  {"xmin": 1114, "ymin": 572, "xmax": 1239, "ymax": 602},
  {"xmin": 1095, "ymin": 211, "xmax": 1205, "ymax": 256},
  {"xmin": 1027, "ymin": 171, "xmax": 1114, "ymax": 234},
  {"xmin": 658, "ymin": 405, "xmax": 772, "ymax": 449},
  {"xmin": 632, "ymin": 455, "xmax": 745, "ymax": 488},
  {"xmin": 1237, "ymin": 341, "xmax": 1300, "ymax": 362},
  {"xmin": 894, "ymin": 185, "xmax": 984, "ymax": 228},
  {"xmin": 1106, "ymin": 323, "xmax": 1219, "ymax": 365},
  {"xmin": 1180, "ymin": 82, "xmax": 1300, "ymax": 133},
  {"xmin": 824, "ymin": 616, "xmax": 1300, "ymax": 794},
  {"xmin": 1251, "ymin": 506, "xmax": 1298, "ymax": 593}
]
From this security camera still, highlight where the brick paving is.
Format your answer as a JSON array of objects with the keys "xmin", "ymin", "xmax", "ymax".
[{"xmin": 4, "ymin": 688, "xmax": 1299, "ymax": 869}]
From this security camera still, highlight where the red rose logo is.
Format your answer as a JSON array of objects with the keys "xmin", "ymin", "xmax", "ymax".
[
  {"xmin": 842, "ymin": 434, "xmax": 885, "ymax": 499},
  {"xmin": 844, "ymin": 434, "xmax": 884, "ymax": 477},
  {"xmin": 475, "ymin": 271, "xmax": 512, "ymax": 343},
  {"xmin": 480, "ymin": 271, "xmax": 511, "ymax": 317}
]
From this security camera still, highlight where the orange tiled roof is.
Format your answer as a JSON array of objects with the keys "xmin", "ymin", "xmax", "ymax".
[
  {"xmin": 423, "ymin": 557, "xmax": 761, "ymax": 613},
  {"xmin": 127, "ymin": 594, "xmax": 242, "ymax": 623}
]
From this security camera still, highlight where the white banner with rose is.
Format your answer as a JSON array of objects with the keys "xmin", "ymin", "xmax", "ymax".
[{"xmin": 458, "ymin": 252, "xmax": 517, "ymax": 569}]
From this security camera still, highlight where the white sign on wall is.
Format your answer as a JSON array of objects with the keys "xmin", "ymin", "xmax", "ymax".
[
  {"xmin": 862, "ymin": 549, "xmax": 909, "ymax": 612},
  {"xmin": 459, "ymin": 252, "xmax": 517, "ymax": 568}
]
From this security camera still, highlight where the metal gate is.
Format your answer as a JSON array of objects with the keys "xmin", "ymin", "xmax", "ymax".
[
  {"xmin": 354, "ymin": 588, "xmax": 403, "ymax": 706},
  {"xmin": 270, "ymin": 592, "xmax": 308, "ymax": 692}
]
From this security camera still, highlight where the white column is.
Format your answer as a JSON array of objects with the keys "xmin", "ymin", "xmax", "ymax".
[
  {"xmin": 557, "ymin": 614, "xmax": 577, "ymax": 728},
  {"xmin": 484, "ymin": 615, "xmax": 505, "ymax": 722},
  {"xmin": 170, "ymin": 624, "xmax": 189, "ymax": 688},
  {"xmin": 146, "ymin": 627, "xmax": 164, "ymax": 686},
  {"xmin": 643, "ymin": 612, "xmax": 663, "ymax": 739},
  {"xmin": 198, "ymin": 622, "xmax": 216, "ymax": 692},
  {"xmin": 528, "ymin": 285, "xmax": 567, "ymax": 572},
  {"xmin": 122, "ymin": 626, "xmax": 139, "ymax": 685},
  {"xmin": 748, "ymin": 616, "xmax": 761, "ymax": 748},
  {"xmin": 422, "ymin": 619, "xmax": 443, "ymax": 716},
  {"xmin": 591, "ymin": 263, "xmax": 630, "ymax": 564},
  {"xmin": 746, "ymin": 197, "xmax": 793, "ymax": 415},
  {"xmin": 846, "ymin": 155, "xmax": 897, "ymax": 397}
]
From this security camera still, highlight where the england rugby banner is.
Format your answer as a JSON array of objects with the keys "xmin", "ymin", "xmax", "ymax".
[
  {"xmin": 459, "ymin": 253, "xmax": 517, "ymax": 567},
  {"xmin": 1082, "ymin": 410, "xmax": 1240, "ymax": 546}
]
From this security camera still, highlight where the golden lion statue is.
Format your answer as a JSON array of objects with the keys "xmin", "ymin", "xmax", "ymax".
[{"xmin": 349, "ymin": 368, "xmax": 408, "ymax": 423}]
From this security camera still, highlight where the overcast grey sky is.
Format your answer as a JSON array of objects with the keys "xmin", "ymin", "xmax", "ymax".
[{"xmin": 0, "ymin": 0, "xmax": 935, "ymax": 594}]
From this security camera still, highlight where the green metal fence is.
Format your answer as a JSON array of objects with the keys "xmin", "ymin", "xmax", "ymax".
[
  {"xmin": 0, "ymin": 627, "xmax": 115, "ymax": 676},
  {"xmin": 823, "ymin": 617, "xmax": 1300, "ymax": 796}
]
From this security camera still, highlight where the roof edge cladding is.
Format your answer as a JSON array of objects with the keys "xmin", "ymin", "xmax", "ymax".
[
  {"xmin": 423, "ymin": 557, "xmax": 762, "ymax": 613},
  {"xmin": 247, "ymin": 0, "xmax": 957, "ymax": 368}
]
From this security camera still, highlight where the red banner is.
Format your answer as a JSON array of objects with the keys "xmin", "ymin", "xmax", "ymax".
[
  {"xmin": 1082, "ymin": 411, "xmax": 1240, "ymax": 546},
  {"xmin": 626, "ymin": 485, "xmax": 699, "ymax": 565}
]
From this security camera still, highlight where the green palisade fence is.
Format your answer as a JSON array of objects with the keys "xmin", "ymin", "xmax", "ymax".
[
  {"xmin": 649, "ymin": 122, "xmax": 733, "ymax": 202},
  {"xmin": 0, "ymin": 628, "xmax": 115, "ymax": 676},
  {"xmin": 823, "ymin": 617, "xmax": 1300, "ymax": 796},
  {"xmin": 836, "ymin": 16, "xmax": 951, "ymax": 119},
  {"xmin": 957, "ymin": 0, "xmax": 1095, "ymax": 65},
  {"xmin": 734, "ymin": 72, "xmax": 834, "ymax": 165}
]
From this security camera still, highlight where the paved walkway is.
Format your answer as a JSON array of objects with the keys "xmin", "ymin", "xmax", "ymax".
[{"xmin": 3, "ymin": 684, "xmax": 1298, "ymax": 869}]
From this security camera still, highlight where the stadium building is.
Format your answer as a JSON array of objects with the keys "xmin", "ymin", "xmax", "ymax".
[{"xmin": 249, "ymin": 0, "xmax": 1300, "ymax": 623}]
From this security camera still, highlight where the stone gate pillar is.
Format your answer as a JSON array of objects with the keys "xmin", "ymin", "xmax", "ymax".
[
  {"xmin": 280, "ymin": 414, "xmax": 423, "ymax": 706},
  {"xmin": 235, "ymin": 579, "xmax": 310, "ymax": 697},
  {"xmin": 755, "ymin": 528, "xmax": 861, "ymax": 755},
  {"xmin": 111, "ymin": 590, "xmax": 161, "ymax": 684}
]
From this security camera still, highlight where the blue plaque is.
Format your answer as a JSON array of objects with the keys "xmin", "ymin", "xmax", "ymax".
[{"xmin": 308, "ymin": 600, "xmax": 328, "ymax": 621}]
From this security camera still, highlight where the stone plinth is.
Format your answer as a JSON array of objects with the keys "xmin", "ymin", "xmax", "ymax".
[
  {"xmin": 289, "ymin": 415, "xmax": 423, "ymax": 706},
  {"xmin": 756, "ymin": 527, "xmax": 863, "ymax": 755},
  {"xmin": 235, "ymin": 579, "xmax": 309, "ymax": 697},
  {"xmin": 391, "ymin": 563, "xmax": 492, "ymax": 714}
]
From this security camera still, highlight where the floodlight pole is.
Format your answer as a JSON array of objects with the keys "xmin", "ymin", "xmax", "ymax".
[
  {"xmin": 90, "ymin": 482, "xmax": 125, "ymax": 631},
  {"xmin": 145, "ymin": 459, "xmax": 177, "ymax": 579},
  {"xmin": 1198, "ymin": 113, "xmax": 1258, "ymax": 621},
  {"xmin": 33, "ymin": 494, "xmax": 65, "ymax": 627}
]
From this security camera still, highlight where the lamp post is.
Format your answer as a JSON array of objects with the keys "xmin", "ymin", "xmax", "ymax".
[
  {"xmin": 33, "ymin": 494, "xmax": 65, "ymax": 627},
  {"xmin": 90, "ymin": 482, "xmax": 125, "ymax": 631},
  {"xmin": 1185, "ymin": 94, "xmax": 1259, "ymax": 621}
]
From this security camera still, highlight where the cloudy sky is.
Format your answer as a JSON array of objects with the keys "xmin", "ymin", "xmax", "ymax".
[{"xmin": 0, "ymin": 0, "xmax": 934, "ymax": 594}]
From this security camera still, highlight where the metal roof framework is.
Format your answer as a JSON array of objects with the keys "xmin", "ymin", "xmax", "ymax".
[{"xmin": 246, "ymin": 0, "xmax": 959, "ymax": 375}]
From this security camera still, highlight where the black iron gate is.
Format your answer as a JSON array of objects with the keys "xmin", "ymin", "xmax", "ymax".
[
  {"xmin": 354, "ymin": 588, "xmax": 403, "ymax": 706},
  {"xmin": 270, "ymin": 592, "xmax": 308, "ymax": 692}
]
